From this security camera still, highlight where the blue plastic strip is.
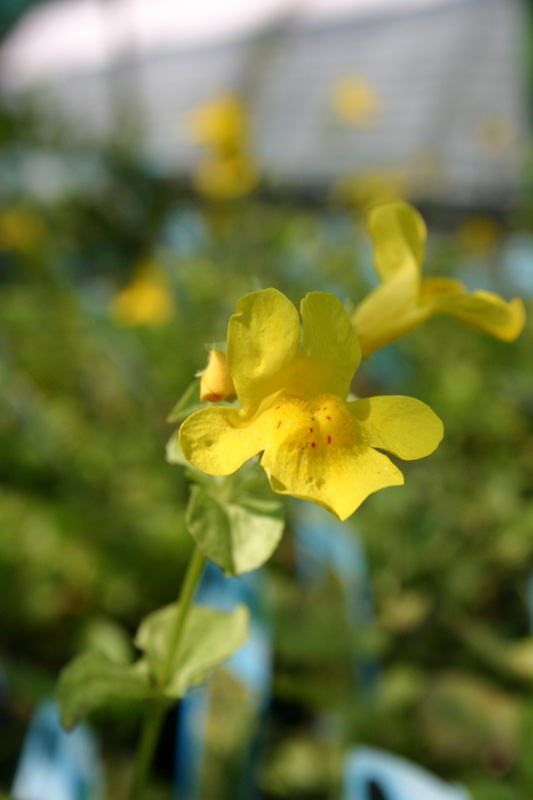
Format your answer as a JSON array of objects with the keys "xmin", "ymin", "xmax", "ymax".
[
  {"xmin": 292, "ymin": 502, "xmax": 381, "ymax": 694},
  {"xmin": 174, "ymin": 562, "xmax": 272, "ymax": 800},
  {"xmin": 343, "ymin": 746, "xmax": 472, "ymax": 800},
  {"xmin": 11, "ymin": 699, "xmax": 104, "ymax": 800}
]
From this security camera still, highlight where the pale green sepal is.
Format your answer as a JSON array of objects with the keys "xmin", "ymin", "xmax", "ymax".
[
  {"xmin": 135, "ymin": 603, "xmax": 249, "ymax": 698},
  {"xmin": 185, "ymin": 465, "xmax": 285, "ymax": 575},
  {"xmin": 205, "ymin": 340, "xmax": 227, "ymax": 354},
  {"xmin": 56, "ymin": 651, "xmax": 154, "ymax": 729},
  {"xmin": 167, "ymin": 379, "xmax": 203, "ymax": 423}
]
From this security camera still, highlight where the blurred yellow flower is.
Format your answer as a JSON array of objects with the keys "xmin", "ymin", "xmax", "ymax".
[
  {"xmin": 334, "ymin": 169, "xmax": 407, "ymax": 213},
  {"xmin": 199, "ymin": 348, "xmax": 236, "ymax": 403},
  {"xmin": 187, "ymin": 93, "xmax": 258, "ymax": 199},
  {"xmin": 457, "ymin": 215, "xmax": 501, "ymax": 257},
  {"xmin": 179, "ymin": 289, "xmax": 443, "ymax": 521},
  {"xmin": 0, "ymin": 208, "xmax": 46, "ymax": 253},
  {"xmin": 476, "ymin": 115, "xmax": 517, "ymax": 155},
  {"xmin": 110, "ymin": 265, "xmax": 174, "ymax": 327},
  {"xmin": 352, "ymin": 202, "xmax": 525, "ymax": 357},
  {"xmin": 331, "ymin": 75, "xmax": 380, "ymax": 126},
  {"xmin": 188, "ymin": 93, "xmax": 248, "ymax": 156},
  {"xmin": 194, "ymin": 154, "xmax": 258, "ymax": 199}
]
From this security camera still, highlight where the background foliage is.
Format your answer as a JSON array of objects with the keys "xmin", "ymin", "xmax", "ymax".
[{"xmin": 0, "ymin": 93, "xmax": 532, "ymax": 798}]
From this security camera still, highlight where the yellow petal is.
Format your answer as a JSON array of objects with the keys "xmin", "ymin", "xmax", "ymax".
[
  {"xmin": 179, "ymin": 406, "xmax": 268, "ymax": 475},
  {"xmin": 262, "ymin": 439, "xmax": 403, "ymax": 521},
  {"xmin": 300, "ymin": 292, "xmax": 361, "ymax": 399},
  {"xmin": 349, "ymin": 396, "xmax": 444, "ymax": 460},
  {"xmin": 419, "ymin": 279, "xmax": 526, "ymax": 341},
  {"xmin": 351, "ymin": 264, "xmax": 422, "ymax": 356},
  {"xmin": 227, "ymin": 289, "xmax": 302, "ymax": 417},
  {"xmin": 199, "ymin": 349, "xmax": 236, "ymax": 402},
  {"xmin": 366, "ymin": 201, "xmax": 426, "ymax": 283}
]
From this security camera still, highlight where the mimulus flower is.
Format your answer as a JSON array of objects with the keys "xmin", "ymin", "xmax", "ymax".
[
  {"xmin": 179, "ymin": 289, "xmax": 443, "ymax": 521},
  {"xmin": 352, "ymin": 202, "xmax": 525, "ymax": 357},
  {"xmin": 331, "ymin": 74, "xmax": 380, "ymax": 127},
  {"xmin": 187, "ymin": 94, "xmax": 247, "ymax": 157},
  {"xmin": 187, "ymin": 93, "xmax": 258, "ymax": 198},
  {"xmin": 110, "ymin": 264, "xmax": 174, "ymax": 327},
  {"xmin": 194, "ymin": 154, "xmax": 258, "ymax": 199}
]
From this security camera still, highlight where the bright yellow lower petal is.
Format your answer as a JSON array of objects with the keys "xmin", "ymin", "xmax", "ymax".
[
  {"xmin": 349, "ymin": 396, "xmax": 443, "ymax": 460},
  {"xmin": 262, "ymin": 439, "xmax": 403, "ymax": 521},
  {"xmin": 366, "ymin": 201, "xmax": 426, "ymax": 282},
  {"xmin": 258, "ymin": 392, "xmax": 403, "ymax": 520},
  {"xmin": 227, "ymin": 289, "xmax": 302, "ymax": 417},
  {"xmin": 179, "ymin": 406, "xmax": 268, "ymax": 475},
  {"xmin": 419, "ymin": 279, "xmax": 526, "ymax": 341},
  {"xmin": 300, "ymin": 292, "xmax": 361, "ymax": 399},
  {"xmin": 351, "ymin": 263, "xmax": 422, "ymax": 356}
]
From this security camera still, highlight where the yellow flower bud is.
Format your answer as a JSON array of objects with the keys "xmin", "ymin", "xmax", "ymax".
[{"xmin": 200, "ymin": 349, "xmax": 236, "ymax": 403}]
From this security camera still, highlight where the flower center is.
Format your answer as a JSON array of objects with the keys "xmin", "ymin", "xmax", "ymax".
[{"xmin": 271, "ymin": 393, "xmax": 355, "ymax": 452}]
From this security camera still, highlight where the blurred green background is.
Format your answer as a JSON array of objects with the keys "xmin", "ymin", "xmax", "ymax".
[{"xmin": 1, "ymin": 3, "xmax": 533, "ymax": 798}]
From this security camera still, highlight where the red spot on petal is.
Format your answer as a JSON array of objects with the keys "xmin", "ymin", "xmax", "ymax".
[
  {"xmin": 310, "ymin": 428, "xmax": 313, "ymax": 433},
  {"xmin": 275, "ymin": 406, "xmax": 280, "ymax": 409},
  {"xmin": 326, "ymin": 416, "xmax": 331, "ymax": 420},
  {"xmin": 328, "ymin": 436, "xmax": 331, "ymax": 444},
  {"xmin": 311, "ymin": 442, "xmax": 316, "ymax": 448},
  {"xmin": 277, "ymin": 421, "xmax": 281, "ymax": 429},
  {"xmin": 322, "ymin": 408, "xmax": 327, "ymax": 411},
  {"xmin": 311, "ymin": 417, "xmax": 314, "ymax": 421}
]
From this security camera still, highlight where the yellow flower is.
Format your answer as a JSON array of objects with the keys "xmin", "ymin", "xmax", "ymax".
[
  {"xmin": 331, "ymin": 75, "xmax": 380, "ymax": 127},
  {"xmin": 334, "ymin": 169, "xmax": 407, "ymax": 213},
  {"xmin": 179, "ymin": 289, "xmax": 443, "ymax": 521},
  {"xmin": 476, "ymin": 115, "xmax": 517, "ymax": 155},
  {"xmin": 187, "ymin": 93, "xmax": 258, "ymax": 198},
  {"xmin": 200, "ymin": 349, "xmax": 236, "ymax": 403},
  {"xmin": 457, "ymin": 215, "xmax": 501, "ymax": 257},
  {"xmin": 352, "ymin": 202, "xmax": 526, "ymax": 357},
  {"xmin": 188, "ymin": 94, "xmax": 248, "ymax": 157},
  {"xmin": 194, "ymin": 154, "xmax": 258, "ymax": 199},
  {"xmin": 110, "ymin": 265, "xmax": 174, "ymax": 327},
  {"xmin": 0, "ymin": 208, "xmax": 46, "ymax": 253}
]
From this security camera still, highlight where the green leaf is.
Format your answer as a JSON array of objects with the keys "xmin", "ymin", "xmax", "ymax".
[
  {"xmin": 167, "ymin": 379, "xmax": 203, "ymax": 424},
  {"xmin": 135, "ymin": 603, "xmax": 249, "ymax": 698},
  {"xmin": 56, "ymin": 651, "xmax": 154, "ymax": 729},
  {"xmin": 186, "ymin": 465, "xmax": 285, "ymax": 575}
]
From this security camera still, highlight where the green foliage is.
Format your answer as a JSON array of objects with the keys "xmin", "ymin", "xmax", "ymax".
[
  {"xmin": 167, "ymin": 379, "xmax": 204, "ymax": 423},
  {"xmin": 184, "ymin": 467, "xmax": 286, "ymax": 575},
  {"xmin": 135, "ymin": 603, "xmax": 249, "ymax": 698},
  {"xmin": 1, "ymin": 100, "xmax": 533, "ymax": 796},
  {"xmin": 56, "ymin": 652, "xmax": 154, "ymax": 729}
]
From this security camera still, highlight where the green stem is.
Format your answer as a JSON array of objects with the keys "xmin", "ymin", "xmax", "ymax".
[{"xmin": 128, "ymin": 545, "xmax": 206, "ymax": 800}]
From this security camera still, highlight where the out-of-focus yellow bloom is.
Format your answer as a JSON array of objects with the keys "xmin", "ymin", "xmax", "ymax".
[
  {"xmin": 476, "ymin": 115, "xmax": 517, "ymax": 155},
  {"xmin": 0, "ymin": 208, "xmax": 46, "ymax": 253},
  {"xmin": 110, "ymin": 264, "xmax": 174, "ymax": 327},
  {"xmin": 199, "ymin": 349, "xmax": 236, "ymax": 403},
  {"xmin": 335, "ymin": 169, "xmax": 407, "ymax": 213},
  {"xmin": 188, "ymin": 94, "xmax": 247, "ymax": 156},
  {"xmin": 194, "ymin": 154, "xmax": 258, "ymax": 199},
  {"xmin": 457, "ymin": 215, "xmax": 502, "ymax": 257},
  {"xmin": 331, "ymin": 75, "xmax": 380, "ymax": 126},
  {"xmin": 179, "ymin": 288, "xmax": 443, "ymax": 521},
  {"xmin": 352, "ymin": 202, "xmax": 525, "ymax": 357},
  {"xmin": 187, "ymin": 93, "xmax": 258, "ymax": 199}
]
